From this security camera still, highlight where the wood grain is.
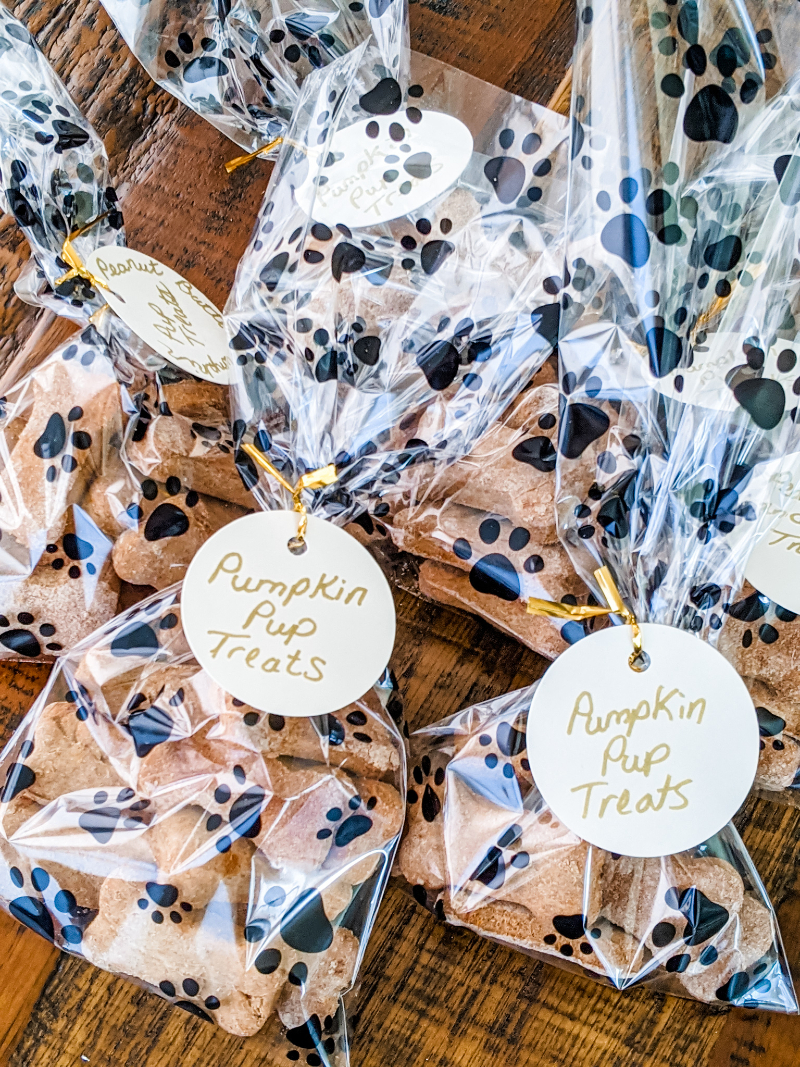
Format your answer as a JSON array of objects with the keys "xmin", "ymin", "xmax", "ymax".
[{"xmin": 2, "ymin": 0, "xmax": 800, "ymax": 1065}]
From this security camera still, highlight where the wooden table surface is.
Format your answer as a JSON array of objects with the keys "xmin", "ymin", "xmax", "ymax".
[{"xmin": 1, "ymin": 0, "xmax": 800, "ymax": 1064}]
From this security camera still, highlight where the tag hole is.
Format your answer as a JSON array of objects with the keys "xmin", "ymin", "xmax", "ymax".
[
  {"xmin": 287, "ymin": 536, "xmax": 307, "ymax": 556},
  {"xmin": 629, "ymin": 650, "xmax": 650, "ymax": 673}
]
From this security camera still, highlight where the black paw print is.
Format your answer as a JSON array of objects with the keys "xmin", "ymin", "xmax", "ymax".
[
  {"xmin": 316, "ymin": 793, "xmax": 376, "ymax": 848},
  {"xmin": 655, "ymin": 5, "xmax": 770, "ymax": 143},
  {"xmin": 137, "ymin": 880, "xmax": 195, "ymax": 928},
  {"xmin": 715, "ymin": 957, "xmax": 775, "ymax": 1005},
  {"xmin": 202, "ymin": 769, "xmax": 267, "ymax": 854},
  {"xmin": 408, "ymin": 753, "xmax": 445, "ymax": 824},
  {"xmin": 131, "ymin": 477, "xmax": 200, "ymax": 544},
  {"xmin": 650, "ymin": 885, "xmax": 731, "ymax": 974},
  {"xmin": 269, "ymin": 15, "xmax": 336, "ymax": 70},
  {"xmin": 284, "ymin": 1006, "xmax": 343, "ymax": 1064},
  {"xmin": 108, "ymin": 607, "xmax": 178, "ymax": 659},
  {"xmin": 8, "ymin": 864, "xmax": 92, "ymax": 947},
  {"xmin": 78, "ymin": 787, "xmax": 153, "ymax": 844},
  {"xmin": 725, "ymin": 589, "xmax": 797, "ymax": 650},
  {"xmin": 0, "ymin": 610, "xmax": 62, "ymax": 657},
  {"xmin": 476, "ymin": 714, "xmax": 529, "ymax": 778},
  {"xmin": 157, "ymin": 974, "xmax": 221, "ymax": 1022},
  {"xmin": 163, "ymin": 32, "xmax": 229, "ymax": 90},
  {"xmin": 469, "ymin": 822, "xmax": 531, "ymax": 891},
  {"xmin": 190, "ymin": 420, "xmax": 234, "ymax": 455},
  {"xmin": 453, "ymin": 516, "xmax": 546, "ymax": 603},
  {"xmin": 32, "ymin": 398, "xmax": 94, "ymax": 483},
  {"xmin": 544, "ymin": 913, "xmax": 596, "ymax": 960}
]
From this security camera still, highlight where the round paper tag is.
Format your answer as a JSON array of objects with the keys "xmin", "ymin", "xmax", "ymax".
[
  {"xmin": 745, "ymin": 452, "xmax": 800, "ymax": 612},
  {"xmin": 295, "ymin": 111, "xmax": 474, "ymax": 229},
  {"xmin": 527, "ymin": 624, "xmax": 758, "ymax": 857},
  {"xmin": 181, "ymin": 512, "xmax": 396, "ymax": 715},
  {"xmin": 84, "ymin": 247, "xmax": 231, "ymax": 384}
]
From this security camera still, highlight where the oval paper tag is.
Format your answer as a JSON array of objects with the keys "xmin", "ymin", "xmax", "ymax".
[
  {"xmin": 745, "ymin": 452, "xmax": 800, "ymax": 612},
  {"xmin": 84, "ymin": 247, "xmax": 231, "ymax": 384},
  {"xmin": 182, "ymin": 512, "xmax": 396, "ymax": 715},
  {"xmin": 295, "ymin": 111, "xmax": 474, "ymax": 229},
  {"xmin": 527, "ymin": 624, "xmax": 758, "ymax": 857}
]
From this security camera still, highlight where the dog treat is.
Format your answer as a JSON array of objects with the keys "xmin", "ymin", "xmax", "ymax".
[
  {"xmin": 380, "ymin": 374, "xmax": 597, "ymax": 658},
  {"xmin": 716, "ymin": 583, "xmax": 800, "ymax": 795},
  {"xmin": 398, "ymin": 687, "xmax": 796, "ymax": 1009},
  {"xmin": 105, "ymin": 476, "xmax": 249, "ymax": 590},
  {"xmin": 127, "ymin": 380, "xmax": 255, "ymax": 510},
  {"xmin": 0, "ymin": 587, "xmax": 405, "ymax": 1045},
  {"xmin": 417, "ymin": 560, "xmax": 575, "ymax": 659}
]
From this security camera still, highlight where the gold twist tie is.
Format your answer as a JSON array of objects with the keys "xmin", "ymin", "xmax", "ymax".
[
  {"xmin": 527, "ymin": 564, "xmax": 645, "ymax": 671},
  {"xmin": 225, "ymin": 136, "xmax": 285, "ymax": 174},
  {"xmin": 241, "ymin": 443, "xmax": 337, "ymax": 552},
  {"xmin": 55, "ymin": 213, "xmax": 114, "ymax": 293}
]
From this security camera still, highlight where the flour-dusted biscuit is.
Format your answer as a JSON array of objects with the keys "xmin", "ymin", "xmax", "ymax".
[
  {"xmin": 261, "ymin": 762, "xmax": 403, "ymax": 875},
  {"xmin": 418, "ymin": 559, "xmax": 581, "ymax": 660},
  {"xmin": 128, "ymin": 380, "xmax": 255, "ymax": 510},
  {"xmin": 276, "ymin": 926, "xmax": 360, "ymax": 1028},
  {"xmin": 82, "ymin": 857, "xmax": 274, "ymax": 1037},
  {"xmin": 0, "ymin": 527, "xmax": 120, "ymax": 658},
  {"xmin": 413, "ymin": 383, "xmax": 561, "ymax": 538},
  {"xmin": 109, "ymin": 477, "xmax": 248, "ymax": 589},
  {"xmin": 678, "ymin": 895, "xmax": 776, "ymax": 1004},
  {"xmin": 0, "ymin": 339, "xmax": 125, "ymax": 548},
  {"xmin": 215, "ymin": 688, "xmax": 403, "ymax": 781},
  {"xmin": 0, "ymin": 701, "xmax": 125, "ymax": 808},
  {"xmin": 716, "ymin": 583, "xmax": 800, "ymax": 793}
]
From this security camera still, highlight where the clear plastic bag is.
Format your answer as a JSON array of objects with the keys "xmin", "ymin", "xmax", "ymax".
[
  {"xmin": 399, "ymin": 0, "xmax": 800, "ymax": 1010},
  {"xmin": 398, "ymin": 686, "xmax": 796, "ymax": 1010},
  {"xmin": 552, "ymin": 0, "xmax": 800, "ymax": 801},
  {"xmin": 99, "ymin": 0, "xmax": 409, "ymax": 153},
  {"xmin": 381, "ymin": 361, "xmax": 604, "ymax": 660},
  {"xmin": 0, "ymin": 10, "xmax": 254, "ymax": 656},
  {"xmin": 226, "ymin": 46, "xmax": 572, "ymax": 637},
  {"xmin": 0, "ymin": 583, "xmax": 405, "ymax": 1051}
]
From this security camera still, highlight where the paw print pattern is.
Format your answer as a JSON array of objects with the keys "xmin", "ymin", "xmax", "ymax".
[
  {"xmin": 137, "ymin": 880, "xmax": 195, "ymax": 928},
  {"xmin": 0, "ymin": 5, "xmax": 122, "ymax": 304},
  {"xmin": 110, "ymin": 475, "xmax": 247, "ymax": 590},
  {"xmin": 228, "ymin": 689, "xmax": 403, "ymax": 780},
  {"xmin": 468, "ymin": 822, "xmax": 533, "ymax": 892},
  {"xmin": 283, "ymin": 1009, "xmax": 343, "ymax": 1066},
  {"xmin": 200, "ymin": 769, "xmax": 268, "ymax": 855},
  {"xmin": 6, "ymin": 864, "xmax": 92, "ymax": 948},
  {"xmin": 0, "ymin": 610, "xmax": 62, "ymax": 657},
  {"xmin": 77, "ymin": 788, "xmax": 153, "ymax": 845},
  {"xmin": 397, "ymin": 503, "xmax": 591, "ymax": 647},
  {"xmin": 157, "ymin": 975, "xmax": 222, "ymax": 1023},
  {"xmin": 408, "ymin": 753, "xmax": 445, "ymax": 828}
]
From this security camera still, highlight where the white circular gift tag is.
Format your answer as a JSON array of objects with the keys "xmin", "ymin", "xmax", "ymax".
[
  {"xmin": 85, "ymin": 247, "xmax": 231, "ymax": 384},
  {"xmin": 745, "ymin": 453, "xmax": 800, "ymax": 613},
  {"xmin": 295, "ymin": 111, "xmax": 474, "ymax": 229},
  {"xmin": 182, "ymin": 512, "xmax": 396, "ymax": 715},
  {"xmin": 527, "ymin": 624, "xmax": 758, "ymax": 857}
]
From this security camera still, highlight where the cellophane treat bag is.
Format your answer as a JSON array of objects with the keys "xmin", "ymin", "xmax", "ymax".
[
  {"xmin": 398, "ymin": 0, "xmax": 800, "ymax": 1011},
  {"xmin": 0, "ymin": 8, "xmax": 256, "ymax": 659},
  {"xmin": 100, "ymin": 0, "xmax": 409, "ymax": 153},
  {"xmin": 0, "ymin": 584, "xmax": 405, "ymax": 1058},
  {"xmin": 225, "ymin": 44, "xmax": 595, "ymax": 657}
]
